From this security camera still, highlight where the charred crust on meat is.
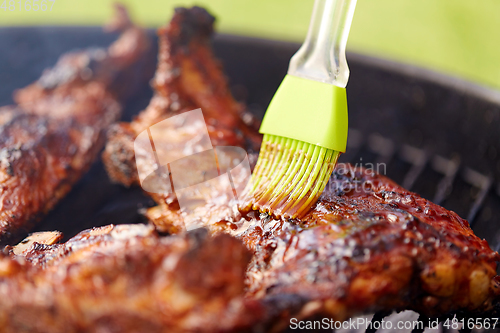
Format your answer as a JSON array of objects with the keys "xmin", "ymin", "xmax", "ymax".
[{"xmin": 171, "ymin": 6, "xmax": 215, "ymax": 50}]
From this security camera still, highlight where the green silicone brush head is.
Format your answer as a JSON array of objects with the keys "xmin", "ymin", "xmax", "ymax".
[
  {"xmin": 239, "ymin": 76, "xmax": 346, "ymax": 219},
  {"xmin": 240, "ymin": 134, "xmax": 341, "ymax": 219},
  {"xmin": 240, "ymin": 0, "xmax": 356, "ymax": 219}
]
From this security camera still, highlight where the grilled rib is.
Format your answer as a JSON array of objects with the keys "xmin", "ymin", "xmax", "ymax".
[
  {"xmin": 2, "ymin": 224, "xmax": 262, "ymax": 333},
  {"xmin": 148, "ymin": 165, "xmax": 500, "ymax": 325},
  {"xmin": 0, "ymin": 5, "xmax": 152, "ymax": 244},
  {"xmin": 102, "ymin": 6, "xmax": 261, "ymax": 190}
]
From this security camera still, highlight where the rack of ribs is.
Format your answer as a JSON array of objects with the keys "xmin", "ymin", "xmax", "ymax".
[
  {"xmin": 102, "ymin": 5, "xmax": 500, "ymax": 327},
  {"xmin": 0, "ymin": 5, "xmax": 153, "ymax": 245},
  {"xmin": 2, "ymin": 225, "xmax": 263, "ymax": 333},
  {"xmin": 148, "ymin": 167, "xmax": 500, "ymax": 326}
]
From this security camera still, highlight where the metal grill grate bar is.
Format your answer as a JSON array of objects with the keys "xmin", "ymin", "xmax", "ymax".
[
  {"xmin": 462, "ymin": 168, "xmax": 494, "ymax": 224},
  {"xmin": 368, "ymin": 133, "xmax": 396, "ymax": 165},
  {"xmin": 356, "ymin": 132, "xmax": 495, "ymax": 227},
  {"xmin": 400, "ymin": 145, "xmax": 429, "ymax": 191},
  {"xmin": 432, "ymin": 155, "xmax": 460, "ymax": 205}
]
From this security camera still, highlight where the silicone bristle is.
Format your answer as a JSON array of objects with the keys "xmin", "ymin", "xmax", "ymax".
[{"xmin": 240, "ymin": 134, "xmax": 340, "ymax": 219}]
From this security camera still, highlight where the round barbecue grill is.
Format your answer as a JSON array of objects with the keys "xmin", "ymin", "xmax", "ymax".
[{"xmin": 1, "ymin": 27, "xmax": 499, "ymax": 332}]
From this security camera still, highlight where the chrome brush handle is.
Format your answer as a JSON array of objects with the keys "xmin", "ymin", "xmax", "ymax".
[{"xmin": 288, "ymin": 0, "xmax": 357, "ymax": 88}]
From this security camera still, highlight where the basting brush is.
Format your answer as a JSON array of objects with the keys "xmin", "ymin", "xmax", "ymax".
[{"xmin": 240, "ymin": 0, "xmax": 357, "ymax": 219}]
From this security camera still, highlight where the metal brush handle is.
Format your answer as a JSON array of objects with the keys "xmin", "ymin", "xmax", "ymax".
[{"xmin": 288, "ymin": 0, "xmax": 357, "ymax": 88}]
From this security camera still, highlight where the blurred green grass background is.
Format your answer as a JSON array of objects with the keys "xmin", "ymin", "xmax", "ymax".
[{"xmin": 1, "ymin": 0, "xmax": 499, "ymax": 89}]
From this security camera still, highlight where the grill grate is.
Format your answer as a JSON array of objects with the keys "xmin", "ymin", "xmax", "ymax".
[{"xmin": 342, "ymin": 128, "xmax": 497, "ymax": 229}]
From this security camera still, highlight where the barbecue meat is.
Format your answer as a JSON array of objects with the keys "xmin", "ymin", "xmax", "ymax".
[
  {"xmin": 2, "ymin": 224, "xmax": 263, "ymax": 333},
  {"xmin": 102, "ymin": 4, "xmax": 500, "ymax": 329},
  {"xmin": 148, "ymin": 166, "xmax": 500, "ymax": 326},
  {"xmin": 0, "ymin": 5, "xmax": 152, "ymax": 244},
  {"xmin": 102, "ymin": 6, "xmax": 261, "ymax": 189}
]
